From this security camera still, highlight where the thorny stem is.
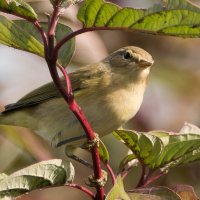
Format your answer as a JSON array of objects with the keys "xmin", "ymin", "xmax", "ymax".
[
  {"xmin": 104, "ymin": 163, "xmax": 116, "ymax": 185},
  {"xmin": 65, "ymin": 183, "xmax": 95, "ymax": 199}
]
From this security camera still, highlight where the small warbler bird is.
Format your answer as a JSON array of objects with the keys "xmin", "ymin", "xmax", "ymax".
[{"xmin": 0, "ymin": 46, "xmax": 154, "ymax": 148}]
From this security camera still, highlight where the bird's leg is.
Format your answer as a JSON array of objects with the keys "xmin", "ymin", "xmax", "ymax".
[
  {"xmin": 65, "ymin": 145, "xmax": 93, "ymax": 169},
  {"xmin": 65, "ymin": 134, "xmax": 100, "ymax": 169},
  {"xmin": 81, "ymin": 133, "xmax": 100, "ymax": 150},
  {"xmin": 52, "ymin": 132, "xmax": 100, "ymax": 170},
  {"xmin": 52, "ymin": 132, "xmax": 87, "ymax": 147},
  {"xmin": 51, "ymin": 132, "xmax": 92, "ymax": 167}
]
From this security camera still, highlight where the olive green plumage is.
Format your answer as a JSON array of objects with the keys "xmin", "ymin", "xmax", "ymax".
[{"xmin": 0, "ymin": 46, "xmax": 154, "ymax": 148}]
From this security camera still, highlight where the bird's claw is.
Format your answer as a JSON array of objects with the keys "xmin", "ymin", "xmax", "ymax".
[{"xmin": 81, "ymin": 133, "xmax": 100, "ymax": 150}]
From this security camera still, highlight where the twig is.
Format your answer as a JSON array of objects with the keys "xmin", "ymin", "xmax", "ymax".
[
  {"xmin": 65, "ymin": 183, "xmax": 95, "ymax": 199},
  {"xmin": 56, "ymin": 65, "xmax": 104, "ymax": 199},
  {"xmin": 33, "ymin": 21, "xmax": 48, "ymax": 60},
  {"xmin": 47, "ymin": 6, "xmax": 61, "ymax": 59},
  {"xmin": 121, "ymin": 165, "xmax": 134, "ymax": 180},
  {"xmin": 136, "ymin": 161, "xmax": 146, "ymax": 188},
  {"xmin": 141, "ymin": 171, "xmax": 166, "ymax": 187},
  {"xmin": 53, "ymin": 26, "xmax": 160, "ymax": 59},
  {"xmin": 104, "ymin": 162, "xmax": 116, "ymax": 185},
  {"xmin": 46, "ymin": 11, "xmax": 106, "ymax": 196}
]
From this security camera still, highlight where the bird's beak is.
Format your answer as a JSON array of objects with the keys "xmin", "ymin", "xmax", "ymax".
[{"xmin": 139, "ymin": 59, "xmax": 154, "ymax": 68}]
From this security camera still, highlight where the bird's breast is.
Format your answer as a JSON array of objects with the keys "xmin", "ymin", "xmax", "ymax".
[{"xmin": 105, "ymin": 85, "xmax": 145, "ymax": 124}]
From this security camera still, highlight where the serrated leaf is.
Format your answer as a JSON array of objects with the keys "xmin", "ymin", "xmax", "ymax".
[
  {"xmin": 15, "ymin": 20, "xmax": 75, "ymax": 67},
  {"xmin": 0, "ymin": 15, "xmax": 43, "ymax": 56},
  {"xmin": 0, "ymin": 0, "xmax": 37, "ymax": 20},
  {"xmin": 153, "ymin": 133, "xmax": 200, "ymax": 169},
  {"xmin": 113, "ymin": 128, "xmax": 200, "ymax": 171},
  {"xmin": 106, "ymin": 176, "xmax": 130, "ymax": 200},
  {"xmin": 77, "ymin": 0, "xmax": 200, "ymax": 38},
  {"xmin": 98, "ymin": 139, "xmax": 109, "ymax": 163},
  {"xmin": 0, "ymin": 159, "xmax": 75, "ymax": 199},
  {"xmin": 113, "ymin": 130, "xmax": 160, "ymax": 169}
]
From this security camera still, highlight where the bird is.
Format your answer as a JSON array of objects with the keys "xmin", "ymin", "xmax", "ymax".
[{"xmin": 0, "ymin": 46, "xmax": 154, "ymax": 149}]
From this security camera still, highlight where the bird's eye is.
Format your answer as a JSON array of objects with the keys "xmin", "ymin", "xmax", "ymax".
[{"xmin": 123, "ymin": 51, "xmax": 132, "ymax": 59}]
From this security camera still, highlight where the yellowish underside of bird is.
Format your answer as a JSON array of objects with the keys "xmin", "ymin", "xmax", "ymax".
[{"xmin": 0, "ymin": 79, "xmax": 146, "ymax": 147}]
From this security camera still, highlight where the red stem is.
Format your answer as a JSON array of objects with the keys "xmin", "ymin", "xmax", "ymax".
[
  {"xmin": 33, "ymin": 21, "xmax": 48, "ymax": 60},
  {"xmin": 53, "ymin": 26, "xmax": 156, "ymax": 59},
  {"xmin": 57, "ymin": 64, "xmax": 73, "ymax": 99},
  {"xmin": 121, "ymin": 165, "xmax": 134, "ymax": 180},
  {"xmin": 57, "ymin": 65, "xmax": 104, "ymax": 199},
  {"xmin": 45, "ymin": 8, "xmax": 105, "ymax": 197},
  {"xmin": 141, "ymin": 171, "xmax": 166, "ymax": 187},
  {"xmin": 53, "ymin": 27, "xmax": 114, "ymax": 59},
  {"xmin": 136, "ymin": 161, "xmax": 146, "ymax": 188},
  {"xmin": 104, "ymin": 163, "xmax": 116, "ymax": 185},
  {"xmin": 65, "ymin": 183, "xmax": 95, "ymax": 199}
]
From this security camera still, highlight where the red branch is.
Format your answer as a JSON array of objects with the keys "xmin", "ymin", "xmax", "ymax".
[
  {"xmin": 121, "ymin": 165, "xmax": 134, "ymax": 180},
  {"xmin": 57, "ymin": 65, "xmax": 104, "ymax": 199},
  {"xmin": 104, "ymin": 162, "xmax": 116, "ymax": 185},
  {"xmin": 136, "ymin": 161, "xmax": 146, "ymax": 188},
  {"xmin": 65, "ymin": 183, "xmax": 95, "ymax": 199},
  {"xmin": 33, "ymin": 21, "xmax": 48, "ymax": 60},
  {"xmin": 44, "ymin": 8, "xmax": 105, "ymax": 200},
  {"xmin": 141, "ymin": 171, "xmax": 166, "ymax": 187}
]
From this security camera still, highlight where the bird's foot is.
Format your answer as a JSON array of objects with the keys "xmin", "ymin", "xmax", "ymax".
[
  {"xmin": 81, "ymin": 133, "xmax": 100, "ymax": 150},
  {"xmin": 52, "ymin": 132, "xmax": 86, "ymax": 148},
  {"xmin": 65, "ymin": 145, "xmax": 93, "ymax": 169}
]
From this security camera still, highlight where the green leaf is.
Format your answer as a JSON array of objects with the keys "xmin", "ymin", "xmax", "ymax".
[
  {"xmin": 119, "ymin": 154, "xmax": 137, "ymax": 172},
  {"xmin": 113, "ymin": 130, "xmax": 160, "ymax": 169},
  {"xmin": 0, "ymin": 159, "xmax": 75, "ymax": 199},
  {"xmin": 0, "ymin": 0, "xmax": 37, "ymax": 20},
  {"xmin": 98, "ymin": 139, "xmax": 109, "ymax": 163},
  {"xmin": 113, "ymin": 126, "xmax": 200, "ymax": 171},
  {"xmin": 0, "ymin": 15, "xmax": 43, "ymax": 56},
  {"xmin": 15, "ymin": 20, "xmax": 75, "ymax": 67},
  {"xmin": 55, "ymin": 23, "xmax": 75, "ymax": 67},
  {"xmin": 77, "ymin": 0, "xmax": 200, "ymax": 38},
  {"xmin": 106, "ymin": 176, "xmax": 130, "ymax": 200}
]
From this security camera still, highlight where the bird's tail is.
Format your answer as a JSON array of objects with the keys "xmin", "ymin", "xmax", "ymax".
[
  {"xmin": 0, "ymin": 110, "xmax": 9, "ymax": 126},
  {"xmin": 0, "ymin": 109, "xmax": 20, "ymax": 127}
]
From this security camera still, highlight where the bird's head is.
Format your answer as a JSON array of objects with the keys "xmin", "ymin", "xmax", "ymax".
[{"xmin": 103, "ymin": 46, "xmax": 154, "ymax": 84}]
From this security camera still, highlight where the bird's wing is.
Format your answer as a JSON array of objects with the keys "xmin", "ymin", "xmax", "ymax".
[
  {"xmin": 3, "ymin": 80, "xmax": 63, "ymax": 112},
  {"xmin": 3, "ymin": 63, "xmax": 106, "ymax": 113}
]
